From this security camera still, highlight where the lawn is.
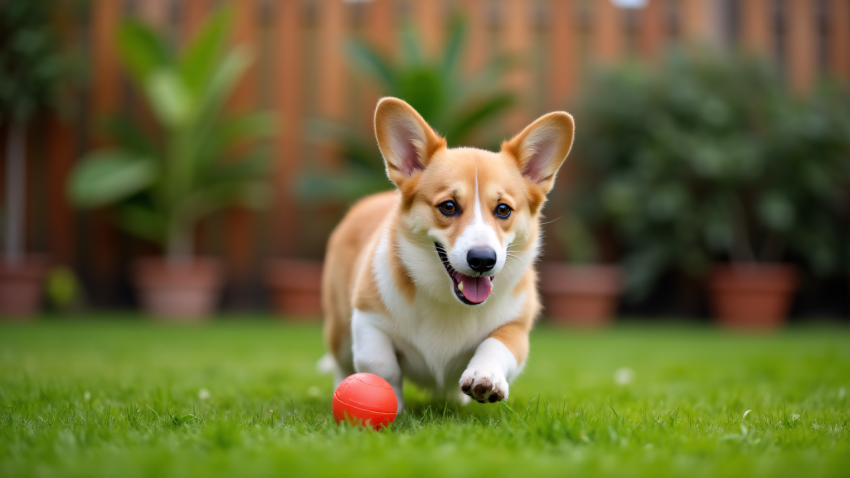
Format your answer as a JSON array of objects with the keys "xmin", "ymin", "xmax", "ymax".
[{"xmin": 1, "ymin": 319, "xmax": 848, "ymax": 477}]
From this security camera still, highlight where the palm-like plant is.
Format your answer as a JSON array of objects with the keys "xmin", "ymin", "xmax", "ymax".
[
  {"xmin": 68, "ymin": 8, "xmax": 274, "ymax": 264},
  {"xmin": 301, "ymin": 18, "xmax": 518, "ymax": 203}
]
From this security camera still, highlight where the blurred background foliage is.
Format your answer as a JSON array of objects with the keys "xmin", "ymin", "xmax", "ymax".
[
  {"xmin": 0, "ymin": 0, "xmax": 78, "ymax": 123},
  {"xmin": 5, "ymin": 0, "xmax": 850, "ymax": 317},
  {"xmin": 572, "ymin": 50, "xmax": 850, "ymax": 299},
  {"xmin": 67, "ymin": 8, "xmax": 275, "ymax": 261},
  {"xmin": 298, "ymin": 18, "xmax": 518, "ymax": 205}
]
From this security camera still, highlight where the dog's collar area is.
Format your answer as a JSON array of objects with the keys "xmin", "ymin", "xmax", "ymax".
[{"xmin": 434, "ymin": 243, "xmax": 494, "ymax": 306}]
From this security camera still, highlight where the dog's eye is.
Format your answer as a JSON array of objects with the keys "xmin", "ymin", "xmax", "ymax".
[
  {"xmin": 495, "ymin": 204, "xmax": 512, "ymax": 219},
  {"xmin": 438, "ymin": 201, "xmax": 457, "ymax": 216}
]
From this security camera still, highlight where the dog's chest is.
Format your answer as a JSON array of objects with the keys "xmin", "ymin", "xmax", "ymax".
[{"xmin": 384, "ymin": 294, "xmax": 526, "ymax": 390}]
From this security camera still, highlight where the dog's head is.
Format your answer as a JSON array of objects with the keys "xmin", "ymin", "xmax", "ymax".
[{"xmin": 374, "ymin": 97, "xmax": 574, "ymax": 306}]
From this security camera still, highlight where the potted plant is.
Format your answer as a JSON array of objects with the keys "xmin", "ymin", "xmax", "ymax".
[
  {"xmin": 538, "ymin": 215, "xmax": 621, "ymax": 328},
  {"xmin": 68, "ymin": 8, "xmax": 274, "ymax": 320},
  {"xmin": 0, "ymin": 0, "xmax": 75, "ymax": 319},
  {"xmin": 269, "ymin": 18, "xmax": 519, "ymax": 318},
  {"xmin": 574, "ymin": 50, "xmax": 848, "ymax": 328}
]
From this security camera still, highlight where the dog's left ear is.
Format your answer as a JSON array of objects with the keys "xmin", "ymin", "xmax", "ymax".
[
  {"xmin": 502, "ymin": 112, "xmax": 575, "ymax": 193},
  {"xmin": 374, "ymin": 97, "xmax": 446, "ymax": 187}
]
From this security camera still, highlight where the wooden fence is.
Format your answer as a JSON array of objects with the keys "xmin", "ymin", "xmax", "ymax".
[{"xmin": 10, "ymin": 0, "xmax": 850, "ymax": 308}]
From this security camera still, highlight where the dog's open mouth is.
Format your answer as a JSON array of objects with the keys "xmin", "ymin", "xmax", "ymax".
[{"xmin": 435, "ymin": 243, "xmax": 494, "ymax": 305}]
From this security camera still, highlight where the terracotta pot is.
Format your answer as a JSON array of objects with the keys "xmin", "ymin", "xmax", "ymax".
[
  {"xmin": 708, "ymin": 264, "xmax": 798, "ymax": 330},
  {"xmin": 132, "ymin": 257, "xmax": 223, "ymax": 321},
  {"xmin": 268, "ymin": 259, "xmax": 323, "ymax": 320},
  {"xmin": 538, "ymin": 264, "xmax": 621, "ymax": 328},
  {"xmin": 0, "ymin": 255, "xmax": 47, "ymax": 320}
]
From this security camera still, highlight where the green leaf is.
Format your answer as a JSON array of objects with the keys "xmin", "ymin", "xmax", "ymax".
[
  {"xmin": 400, "ymin": 27, "xmax": 423, "ymax": 66},
  {"xmin": 297, "ymin": 169, "xmax": 391, "ymax": 204},
  {"xmin": 99, "ymin": 115, "xmax": 158, "ymax": 157},
  {"xmin": 456, "ymin": 53, "xmax": 521, "ymax": 101},
  {"xmin": 180, "ymin": 7, "xmax": 232, "ymax": 93},
  {"xmin": 117, "ymin": 20, "xmax": 171, "ymax": 83},
  {"xmin": 144, "ymin": 70, "xmax": 193, "ymax": 128},
  {"xmin": 757, "ymin": 193, "xmax": 795, "ymax": 231},
  {"xmin": 190, "ymin": 113, "xmax": 277, "ymax": 168},
  {"xmin": 115, "ymin": 203, "xmax": 168, "ymax": 244},
  {"xmin": 203, "ymin": 48, "xmax": 253, "ymax": 111},
  {"xmin": 218, "ymin": 113, "xmax": 277, "ymax": 147},
  {"xmin": 68, "ymin": 152, "xmax": 157, "ymax": 208},
  {"xmin": 345, "ymin": 40, "xmax": 396, "ymax": 91},
  {"xmin": 444, "ymin": 93, "xmax": 515, "ymax": 145},
  {"xmin": 441, "ymin": 17, "xmax": 466, "ymax": 75},
  {"xmin": 306, "ymin": 118, "xmax": 382, "ymax": 169}
]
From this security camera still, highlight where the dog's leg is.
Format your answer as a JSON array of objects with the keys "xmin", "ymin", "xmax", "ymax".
[
  {"xmin": 351, "ymin": 309, "xmax": 405, "ymax": 411},
  {"xmin": 459, "ymin": 321, "xmax": 529, "ymax": 403}
]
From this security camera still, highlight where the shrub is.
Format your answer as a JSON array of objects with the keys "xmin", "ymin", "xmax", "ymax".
[{"xmin": 572, "ymin": 50, "xmax": 850, "ymax": 298}]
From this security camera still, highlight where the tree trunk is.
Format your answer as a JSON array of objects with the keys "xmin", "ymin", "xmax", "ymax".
[{"xmin": 4, "ymin": 119, "xmax": 26, "ymax": 265}]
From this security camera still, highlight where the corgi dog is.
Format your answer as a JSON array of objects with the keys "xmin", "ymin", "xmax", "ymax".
[{"xmin": 322, "ymin": 97, "xmax": 574, "ymax": 410}]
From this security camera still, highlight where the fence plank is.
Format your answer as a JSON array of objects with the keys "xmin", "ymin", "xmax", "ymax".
[
  {"xmin": 786, "ymin": 0, "xmax": 817, "ymax": 93},
  {"xmin": 43, "ymin": 7, "xmax": 81, "ymax": 267},
  {"xmin": 462, "ymin": 0, "xmax": 487, "ymax": 75},
  {"xmin": 827, "ymin": 0, "xmax": 850, "ymax": 80},
  {"xmin": 136, "ymin": 0, "xmax": 170, "ymax": 26},
  {"xmin": 44, "ymin": 117, "xmax": 76, "ymax": 266},
  {"xmin": 360, "ymin": 0, "xmax": 395, "ymax": 135},
  {"xmin": 549, "ymin": 0, "xmax": 578, "ymax": 104},
  {"xmin": 412, "ymin": 0, "xmax": 442, "ymax": 55},
  {"xmin": 272, "ymin": 0, "xmax": 303, "ymax": 257},
  {"xmin": 89, "ymin": 0, "xmax": 122, "ymax": 304},
  {"xmin": 225, "ymin": 0, "xmax": 259, "ymax": 304},
  {"xmin": 183, "ymin": 0, "xmax": 208, "ymax": 42},
  {"xmin": 680, "ymin": 0, "xmax": 720, "ymax": 44},
  {"xmin": 366, "ymin": 0, "xmax": 395, "ymax": 56},
  {"xmin": 639, "ymin": 0, "xmax": 666, "ymax": 60},
  {"xmin": 317, "ymin": 0, "xmax": 348, "ymax": 130},
  {"xmin": 594, "ymin": 0, "xmax": 623, "ymax": 64},
  {"xmin": 504, "ymin": 0, "xmax": 532, "ymax": 131},
  {"xmin": 740, "ymin": 0, "xmax": 772, "ymax": 54}
]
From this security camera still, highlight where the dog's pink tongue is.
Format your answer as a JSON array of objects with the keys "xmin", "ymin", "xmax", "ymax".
[{"xmin": 456, "ymin": 273, "xmax": 493, "ymax": 304}]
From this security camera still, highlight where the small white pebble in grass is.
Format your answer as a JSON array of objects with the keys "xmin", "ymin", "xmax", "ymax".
[
  {"xmin": 83, "ymin": 391, "xmax": 91, "ymax": 401},
  {"xmin": 614, "ymin": 368, "xmax": 634, "ymax": 385},
  {"xmin": 743, "ymin": 410, "xmax": 752, "ymax": 421},
  {"xmin": 308, "ymin": 386, "xmax": 320, "ymax": 397},
  {"xmin": 198, "ymin": 389, "xmax": 210, "ymax": 400}
]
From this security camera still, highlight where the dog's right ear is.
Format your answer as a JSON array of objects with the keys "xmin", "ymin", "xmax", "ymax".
[{"xmin": 374, "ymin": 97, "xmax": 446, "ymax": 187}]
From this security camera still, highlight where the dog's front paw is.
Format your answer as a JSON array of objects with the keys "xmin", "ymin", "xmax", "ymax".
[{"xmin": 459, "ymin": 368, "xmax": 509, "ymax": 403}]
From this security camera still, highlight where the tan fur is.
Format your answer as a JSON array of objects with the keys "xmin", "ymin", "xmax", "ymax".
[
  {"xmin": 322, "ymin": 191, "xmax": 397, "ymax": 357},
  {"xmin": 494, "ymin": 269, "xmax": 540, "ymax": 363}
]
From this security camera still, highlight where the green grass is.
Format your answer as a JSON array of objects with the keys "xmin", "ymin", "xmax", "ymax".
[{"xmin": 1, "ymin": 319, "xmax": 849, "ymax": 477}]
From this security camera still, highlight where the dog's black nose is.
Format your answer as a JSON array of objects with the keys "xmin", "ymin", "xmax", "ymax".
[{"xmin": 467, "ymin": 248, "xmax": 497, "ymax": 273}]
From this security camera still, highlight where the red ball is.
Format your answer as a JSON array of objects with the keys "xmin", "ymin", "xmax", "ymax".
[{"xmin": 332, "ymin": 373, "xmax": 398, "ymax": 430}]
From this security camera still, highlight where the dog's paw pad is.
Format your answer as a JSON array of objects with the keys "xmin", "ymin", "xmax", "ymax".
[{"xmin": 458, "ymin": 369, "xmax": 508, "ymax": 403}]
